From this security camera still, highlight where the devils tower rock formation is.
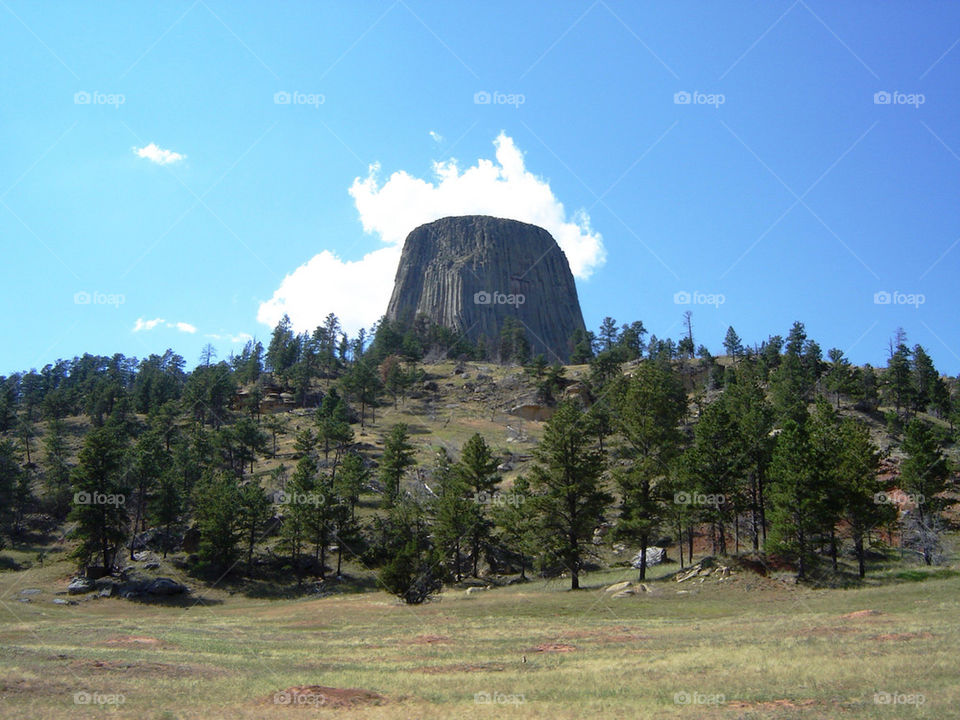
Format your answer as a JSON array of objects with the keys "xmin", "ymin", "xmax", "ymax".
[{"xmin": 385, "ymin": 216, "xmax": 586, "ymax": 361}]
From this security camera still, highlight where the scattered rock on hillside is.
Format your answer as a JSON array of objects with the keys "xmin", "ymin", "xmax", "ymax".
[
  {"xmin": 630, "ymin": 547, "xmax": 665, "ymax": 569},
  {"xmin": 67, "ymin": 578, "xmax": 94, "ymax": 595}
]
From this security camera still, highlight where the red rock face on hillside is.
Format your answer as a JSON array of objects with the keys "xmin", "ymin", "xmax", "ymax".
[{"xmin": 385, "ymin": 216, "xmax": 586, "ymax": 362}]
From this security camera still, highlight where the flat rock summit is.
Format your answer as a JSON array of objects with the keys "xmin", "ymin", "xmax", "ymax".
[{"xmin": 385, "ymin": 216, "xmax": 586, "ymax": 361}]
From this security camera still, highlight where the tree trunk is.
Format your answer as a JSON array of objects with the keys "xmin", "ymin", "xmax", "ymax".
[
  {"xmin": 854, "ymin": 533, "xmax": 865, "ymax": 578},
  {"xmin": 638, "ymin": 533, "xmax": 648, "ymax": 581}
]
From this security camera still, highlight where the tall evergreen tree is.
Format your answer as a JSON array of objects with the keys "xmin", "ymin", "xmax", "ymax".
[
  {"xmin": 70, "ymin": 427, "xmax": 129, "ymax": 571},
  {"xmin": 612, "ymin": 360, "xmax": 687, "ymax": 579},
  {"xmin": 529, "ymin": 400, "xmax": 610, "ymax": 590}
]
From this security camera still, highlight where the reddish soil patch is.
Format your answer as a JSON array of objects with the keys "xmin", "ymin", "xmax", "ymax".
[
  {"xmin": 416, "ymin": 662, "xmax": 506, "ymax": 674},
  {"xmin": 529, "ymin": 642, "xmax": 576, "ymax": 653},
  {"xmin": 728, "ymin": 699, "xmax": 818, "ymax": 710},
  {"xmin": 795, "ymin": 626, "xmax": 859, "ymax": 637},
  {"xmin": 841, "ymin": 609, "xmax": 883, "ymax": 620},
  {"xmin": 68, "ymin": 658, "xmax": 219, "ymax": 678},
  {"xmin": 561, "ymin": 628, "xmax": 648, "ymax": 643},
  {"xmin": 269, "ymin": 685, "xmax": 386, "ymax": 708},
  {"xmin": 404, "ymin": 634, "xmax": 451, "ymax": 645},
  {"xmin": 102, "ymin": 635, "xmax": 162, "ymax": 646},
  {"xmin": 872, "ymin": 632, "xmax": 934, "ymax": 642}
]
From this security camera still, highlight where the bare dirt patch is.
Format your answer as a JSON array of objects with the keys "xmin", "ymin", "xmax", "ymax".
[
  {"xmin": 727, "ymin": 698, "xmax": 819, "ymax": 710},
  {"xmin": 404, "ymin": 634, "xmax": 451, "ymax": 645},
  {"xmin": 872, "ymin": 632, "xmax": 934, "ymax": 642},
  {"xmin": 529, "ymin": 642, "xmax": 576, "ymax": 653},
  {"xmin": 102, "ymin": 635, "xmax": 163, "ymax": 646},
  {"xmin": 67, "ymin": 658, "xmax": 221, "ymax": 678},
  {"xmin": 560, "ymin": 628, "xmax": 648, "ymax": 643},
  {"xmin": 416, "ymin": 662, "xmax": 506, "ymax": 674},
  {"xmin": 268, "ymin": 685, "xmax": 387, "ymax": 708},
  {"xmin": 841, "ymin": 609, "xmax": 882, "ymax": 620}
]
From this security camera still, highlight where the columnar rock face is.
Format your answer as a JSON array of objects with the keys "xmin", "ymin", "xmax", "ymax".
[{"xmin": 385, "ymin": 216, "xmax": 586, "ymax": 361}]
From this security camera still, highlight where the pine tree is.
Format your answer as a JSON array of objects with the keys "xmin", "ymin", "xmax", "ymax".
[
  {"xmin": 193, "ymin": 470, "xmax": 242, "ymax": 575},
  {"xmin": 70, "ymin": 427, "xmax": 129, "ymax": 571},
  {"xmin": 379, "ymin": 424, "xmax": 415, "ymax": 503},
  {"xmin": 768, "ymin": 416, "xmax": 828, "ymax": 580},
  {"xmin": 899, "ymin": 419, "xmax": 950, "ymax": 565},
  {"xmin": 836, "ymin": 417, "xmax": 890, "ymax": 577},
  {"xmin": 612, "ymin": 360, "xmax": 686, "ymax": 580},
  {"xmin": 529, "ymin": 400, "xmax": 610, "ymax": 590},
  {"xmin": 431, "ymin": 447, "xmax": 475, "ymax": 582},
  {"xmin": 237, "ymin": 481, "xmax": 272, "ymax": 576},
  {"xmin": 455, "ymin": 433, "xmax": 500, "ymax": 577}
]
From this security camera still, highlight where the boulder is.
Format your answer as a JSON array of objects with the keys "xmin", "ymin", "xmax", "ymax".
[
  {"xmin": 510, "ymin": 404, "xmax": 554, "ymax": 422},
  {"xmin": 145, "ymin": 578, "xmax": 187, "ymax": 596},
  {"xmin": 68, "ymin": 578, "xmax": 94, "ymax": 595},
  {"xmin": 630, "ymin": 547, "xmax": 665, "ymax": 569}
]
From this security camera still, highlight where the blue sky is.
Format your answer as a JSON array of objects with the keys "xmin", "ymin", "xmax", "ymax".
[{"xmin": 2, "ymin": 1, "xmax": 960, "ymax": 374}]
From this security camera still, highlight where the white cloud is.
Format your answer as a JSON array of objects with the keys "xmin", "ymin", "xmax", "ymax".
[
  {"xmin": 257, "ymin": 132, "xmax": 605, "ymax": 336},
  {"xmin": 133, "ymin": 317, "xmax": 164, "ymax": 332},
  {"xmin": 133, "ymin": 142, "xmax": 185, "ymax": 165},
  {"xmin": 429, "ymin": 130, "xmax": 443, "ymax": 143},
  {"xmin": 206, "ymin": 332, "xmax": 254, "ymax": 344},
  {"xmin": 132, "ymin": 318, "xmax": 197, "ymax": 334}
]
